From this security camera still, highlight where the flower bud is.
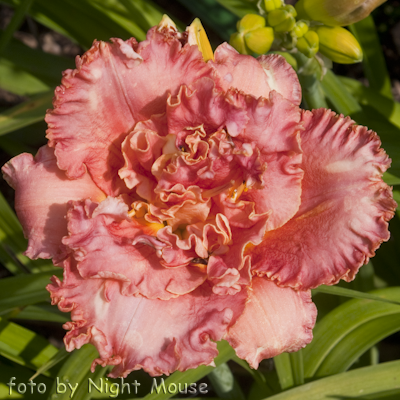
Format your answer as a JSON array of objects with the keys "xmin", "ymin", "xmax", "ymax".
[
  {"xmin": 267, "ymin": 5, "xmax": 297, "ymax": 33},
  {"xmin": 230, "ymin": 15, "xmax": 274, "ymax": 55},
  {"xmin": 245, "ymin": 27, "xmax": 274, "ymax": 54},
  {"xmin": 187, "ymin": 18, "xmax": 214, "ymax": 61},
  {"xmin": 295, "ymin": 0, "xmax": 386, "ymax": 26},
  {"xmin": 264, "ymin": 0, "xmax": 282, "ymax": 12},
  {"xmin": 230, "ymin": 32, "xmax": 249, "ymax": 54},
  {"xmin": 313, "ymin": 26, "xmax": 363, "ymax": 64},
  {"xmin": 237, "ymin": 14, "xmax": 266, "ymax": 33},
  {"xmin": 296, "ymin": 30, "xmax": 319, "ymax": 58},
  {"xmin": 293, "ymin": 21, "xmax": 309, "ymax": 38}
]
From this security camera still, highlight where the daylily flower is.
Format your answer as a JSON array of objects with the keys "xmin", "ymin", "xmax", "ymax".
[{"xmin": 2, "ymin": 16, "xmax": 396, "ymax": 377}]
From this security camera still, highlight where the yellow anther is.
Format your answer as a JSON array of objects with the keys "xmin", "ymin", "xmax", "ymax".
[
  {"xmin": 229, "ymin": 181, "xmax": 247, "ymax": 202},
  {"xmin": 187, "ymin": 18, "xmax": 214, "ymax": 62}
]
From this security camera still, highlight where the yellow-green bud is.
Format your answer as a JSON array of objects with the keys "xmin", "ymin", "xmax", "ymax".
[
  {"xmin": 296, "ymin": 30, "xmax": 319, "ymax": 58},
  {"xmin": 293, "ymin": 21, "xmax": 309, "ymax": 38},
  {"xmin": 230, "ymin": 32, "xmax": 249, "ymax": 55},
  {"xmin": 231, "ymin": 15, "xmax": 272, "ymax": 55},
  {"xmin": 264, "ymin": 0, "xmax": 282, "ymax": 12},
  {"xmin": 268, "ymin": 5, "xmax": 297, "ymax": 33},
  {"xmin": 313, "ymin": 26, "xmax": 363, "ymax": 63},
  {"xmin": 245, "ymin": 27, "xmax": 274, "ymax": 54},
  {"xmin": 295, "ymin": 0, "xmax": 386, "ymax": 26},
  {"xmin": 237, "ymin": 14, "xmax": 266, "ymax": 33}
]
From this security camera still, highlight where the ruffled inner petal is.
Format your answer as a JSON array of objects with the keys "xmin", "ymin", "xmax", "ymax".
[
  {"xmin": 47, "ymin": 258, "xmax": 247, "ymax": 377},
  {"xmin": 1, "ymin": 146, "xmax": 105, "ymax": 262},
  {"xmin": 252, "ymin": 109, "xmax": 397, "ymax": 289},
  {"xmin": 226, "ymin": 277, "xmax": 317, "ymax": 368},
  {"xmin": 228, "ymin": 90, "xmax": 303, "ymax": 230},
  {"xmin": 63, "ymin": 197, "xmax": 206, "ymax": 299}
]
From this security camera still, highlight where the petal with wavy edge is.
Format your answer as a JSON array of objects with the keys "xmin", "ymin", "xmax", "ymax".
[
  {"xmin": 1, "ymin": 146, "xmax": 105, "ymax": 262},
  {"xmin": 252, "ymin": 109, "xmax": 397, "ymax": 289},
  {"xmin": 46, "ymin": 27, "xmax": 213, "ymax": 196},
  {"xmin": 207, "ymin": 215, "xmax": 268, "ymax": 294},
  {"xmin": 47, "ymin": 258, "xmax": 248, "ymax": 377},
  {"xmin": 226, "ymin": 278, "xmax": 316, "ymax": 368},
  {"xmin": 258, "ymin": 54, "xmax": 302, "ymax": 106},
  {"xmin": 63, "ymin": 197, "xmax": 206, "ymax": 299},
  {"xmin": 229, "ymin": 91, "xmax": 303, "ymax": 230},
  {"xmin": 119, "ymin": 120, "xmax": 166, "ymax": 201},
  {"xmin": 166, "ymin": 78, "xmax": 248, "ymax": 137},
  {"xmin": 211, "ymin": 44, "xmax": 301, "ymax": 105}
]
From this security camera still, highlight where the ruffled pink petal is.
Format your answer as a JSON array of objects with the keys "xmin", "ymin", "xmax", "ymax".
[
  {"xmin": 211, "ymin": 44, "xmax": 301, "ymax": 105},
  {"xmin": 46, "ymin": 26, "xmax": 213, "ymax": 195},
  {"xmin": 151, "ymin": 185, "xmax": 212, "ymax": 229},
  {"xmin": 226, "ymin": 277, "xmax": 317, "ymax": 368},
  {"xmin": 252, "ymin": 109, "xmax": 397, "ymax": 289},
  {"xmin": 206, "ymin": 215, "xmax": 268, "ymax": 294},
  {"xmin": 1, "ymin": 146, "xmax": 105, "ymax": 262},
  {"xmin": 47, "ymin": 258, "xmax": 248, "ymax": 377},
  {"xmin": 211, "ymin": 43, "xmax": 271, "ymax": 100},
  {"xmin": 119, "ymin": 120, "xmax": 166, "ymax": 201},
  {"xmin": 166, "ymin": 78, "xmax": 248, "ymax": 137},
  {"xmin": 63, "ymin": 197, "xmax": 206, "ymax": 299},
  {"xmin": 228, "ymin": 91, "xmax": 303, "ymax": 230},
  {"xmin": 257, "ymin": 54, "xmax": 302, "ymax": 106}
]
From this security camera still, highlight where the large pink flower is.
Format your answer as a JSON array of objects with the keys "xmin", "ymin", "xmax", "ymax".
[{"xmin": 2, "ymin": 18, "xmax": 396, "ymax": 377}]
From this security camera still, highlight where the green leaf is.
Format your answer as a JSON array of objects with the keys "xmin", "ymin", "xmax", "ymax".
[
  {"xmin": 0, "ymin": 317, "xmax": 58, "ymax": 374},
  {"xmin": 314, "ymin": 314, "xmax": 400, "ymax": 377},
  {"xmin": 0, "ymin": 58, "xmax": 50, "ymax": 96},
  {"xmin": 0, "ymin": 91, "xmax": 53, "ymax": 137},
  {"xmin": 0, "ymin": 358, "xmax": 53, "ymax": 400},
  {"xmin": 351, "ymin": 105, "xmax": 400, "ymax": 180},
  {"xmin": 214, "ymin": 0, "xmax": 259, "ymax": 18},
  {"xmin": 265, "ymin": 360, "xmax": 400, "ymax": 400},
  {"xmin": 350, "ymin": 16, "xmax": 393, "ymax": 100},
  {"xmin": 372, "ymin": 213, "xmax": 400, "ymax": 286},
  {"xmin": 339, "ymin": 76, "xmax": 400, "ymax": 130},
  {"xmin": 143, "ymin": 340, "xmax": 235, "ymax": 400},
  {"xmin": 273, "ymin": 353, "xmax": 293, "ymax": 390},
  {"xmin": 70, "ymin": 362, "xmax": 108, "ymax": 400},
  {"xmin": 321, "ymin": 70, "xmax": 361, "ymax": 115},
  {"xmin": 30, "ymin": 346, "xmax": 69, "ymax": 380},
  {"xmin": 208, "ymin": 362, "xmax": 245, "ymax": 400},
  {"xmin": 13, "ymin": 304, "xmax": 69, "ymax": 323},
  {"xmin": 274, "ymin": 350, "xmax": 304, "ymax": 390},
  {"xmin": 232, "ymin": 354, "xmax": 275, "ymax": 396},
  {"xmin": 47, "ymin": 344, "xmax": 99, "ymax": 400},
  {"xmin": 175, "ymin": 0, "xmax": 237, "ymax": 41},
  {"xmin": 2, "ymin": 0, "xmax": 145, "ymax": 48},
  {"xmin": 2, "ymin": 37, "xmax": 74, "ymax": 88},
  {"xmin": 0, "ymin": 270, "xmax": 63, "ymax": 313},
  {"xmin": 312, "ymin": 285, "xmax": 400, "ymax": 306},
  {"xmin": 383, "ymin": 172, "xmax": 400, "ymax": 186},
  {"xmin": 288, "ymin": 350, "xmax": 304, "ymax": 386},
  {"xmin": 118, "ymin": 0, "xmax": 181, "ymax": 33},
  {"xmin": 0, "ymin": 0, "xmax": 34, "ymax": 56},
  {"xmin": 304, "ymin": 287, "xmax": 400, "ymax": 378}
]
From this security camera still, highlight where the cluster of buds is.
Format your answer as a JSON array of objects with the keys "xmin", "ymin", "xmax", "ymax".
[{"xmin": 229, "ymin": 0, "xmax": 377, "ymax": 65}]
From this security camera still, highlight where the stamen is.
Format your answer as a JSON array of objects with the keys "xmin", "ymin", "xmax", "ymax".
[{"xmin": 229, "ymin": 180, "xmax": 247, "ymax": 202}]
